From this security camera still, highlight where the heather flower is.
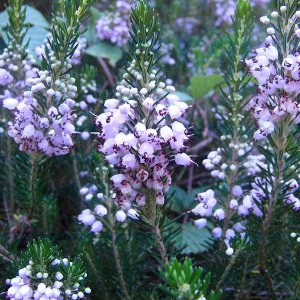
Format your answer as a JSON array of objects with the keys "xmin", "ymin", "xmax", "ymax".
[
  {"xmin": 213, "ymin": 0, "xmax": 271, "ymax": 26},
  {"xmin": 2, "ymin": 1, "xmax": 92, "ymax": 156},
  {"xmin": 96, "ymin": 78, "xmax": 191, "ymax": 207},
  {"xmin": 5, "ymin": 65, "xmax": 78, "ymax": 155},
  {"xmin": 245, "ymin": 11, "xmax": 300, "ymax": 140},
  {"xmin": 6, "ymin": 258, "xmax": 91, "ymax": 300},
  {"xmin": 96, "ymin": 0, "xmax": 131, "ymax": 46},
  {"xmin": 77, "ymin": 170, "xmax": 138, "ymax": 233},
  {"xmin": 0, "ymin": 68, "xmax": 13, "ymax": 86},
  {"xmin": 95, "ymin": 2, "xmax": 192, "ymax": 208},
  {"xmin": 35, "ymin": 36, "xmax": 87, "ymax": 66},
  {"xmin": 174, "ymin": 17, "xmax": 198, "ymax": 34}
]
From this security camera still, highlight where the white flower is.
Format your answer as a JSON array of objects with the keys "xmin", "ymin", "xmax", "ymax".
[
  {"xmin": 127, "ymin": 208, "xmax": 139, "ymax": 219},
  {"xmin": 3, "ymin": 98, "xmax": 18, "ymax": 110},
  {"xmin": 78, "ymin": 209, "xmax": 95, "ymax": 226},
  {"xmin": 175, "ymin": 153, "xmax": 193, "ymax": 166},
  {"xmin": 214, "ymin": 208, "xmax": 225, "ymax": 220},
  {"xmin": 226, "ymin": 247, "xmax": 234, "ymax": 256},
  {"xmin": 91, "ymin": 221, "xmax": 103, "ymax": 233},
  {"xmin": 115, "ymin": 210, "xmax": 126, "ymax": 222},
  {"xmin": 22, "ymin": 124, "xmax": 35, "ymax": 138},
  {"xmin": 55, "ymin": 272, "xmax": 63, "ymax": 281},
  {"xmin": 194, "ymin": 218, "xmax": 207, "ymax": 229},
  {"xmin": 267, "ymin": 27, "xmax": 275, "ymax": 35},
  {"xmin": 94, "ymin": 205, "xmax": 108, "ymax": 217}
]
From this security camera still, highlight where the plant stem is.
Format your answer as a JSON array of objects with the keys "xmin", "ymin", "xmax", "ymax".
[
  {"xmin": 71, "ymin": 149, "xmax": 83, "ymax": 209},
  {"xmin": 98, "ymin": 58, "xmax": 115, "ymax": 87},
  {"xmin": 105, "ymin": 180, "xmax": 131, "ymax": 300},
  {"xmin": 149, "ymin": 193, "xmax": 169, "ymax": 265},
  {"xmin": 216, "ymin": 247, "xmax": 241, "ymax": 290},
  {"xmin": 258, "ymin": 124, "xmax": 288, "ymax": 299},
  {"xmin": 6, "ymin": 137, "xmax": 14, "ymax": 228},
  {"xmin": 29, "ymin": 154, "xmax": 38, "ymax": 216},
  {"xmin": 0, "ymin": 244, "xmax": 14, "ymax": 262},
  {"xmin": 84, "ymin": 251, "xmax": 110, "ymax": 300},
  {"xmin": 220, "ymin": 25, "xmax": 243, "ymax": 246}
]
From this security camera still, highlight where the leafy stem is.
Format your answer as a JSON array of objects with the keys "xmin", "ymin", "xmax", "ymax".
[{"xmin": 104, "ymin": 172, "xmax": 131, "ymax": 300}]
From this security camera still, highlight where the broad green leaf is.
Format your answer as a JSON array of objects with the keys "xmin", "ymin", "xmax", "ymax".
[
  {"xmin": 174, "ymin": 91, "xmax": 193, "ymax": 102},
  {"xmin": 0, "ymin": 5, "xmax": 49, "ymax": 30},
  {"xmin": 0, "ymin": 26, "xmax": 48, "ymax": 57},
  {"xmin": 26, "ymin": 26, "xmax": 48, "ymax": 56},
  {"xmin": 171, "ymin": 222, "xmax": 213, "ymax": 254},
  {"xmin": 23, "ymin": 6, "xmax": 49, "ymax": 28},
  {"xmin": 85, "ymin": 42, "xmax": 123, "ymax": 67},
  {"xmin": 168, "ymin": 186, "xmax": 207, "ymax": 213},
  {"xmin": 189, "ymin": 75, "xmax": 223, "ymax": 98},
  {"xmin": 168, "ymin": 186, "xmax": 194, "ymax": 213},
  {"xmin": 83, "ymin": 7, "xmax": 103, "ymax": 44},
  {"xmin": 0, "ymin": 10, "xmax": 9, "ymax": 31},
  {"xmin": 90, "ymin": 7, "xmax": 103, "ymax": 21}
]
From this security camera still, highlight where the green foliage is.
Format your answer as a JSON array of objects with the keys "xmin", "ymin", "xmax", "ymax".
[
  {"xmin": 189, "ymin": 75, "xmax": 223, "ymax": 99},
  {"xmin": 127, "ymin": 0, "xmax": 160, "ymax": 83},
  {"xmin": 16, "ymin": 239, "xmax": 88, "ymax": 291},
  {"xmin": 159, "ymin": 257, "xmax": 222, "ymax": 300},
  {"xmin": 0, "ymin": 4, "xmax": 49, "ymax": 53},
  {"xmin": 1, "ymin": 0, "xmax": 296, "ymax": 298},
  {"xmin": 170, "ymin": 222, "xmax": 213, "ymax": 255},
  {"xmin": 19, "ymin": 238, "xmax": 60, "ymax": 268},
  {"xmin": 85, "ymin": 41, "xmax": 123, "ymax": 66},
  {"xmin": 167, "ymin": 186, "xmax": 208, "ymax": 213},
  {"xmin": 40, "ymin": 0, "xmax": 93, "ymax": 72}
]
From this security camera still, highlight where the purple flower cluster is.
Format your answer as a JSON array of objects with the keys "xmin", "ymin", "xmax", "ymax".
[
  {"xmin": 245, "ymin": 45, "xmax": 300, "ymax": 140},
  {"xmin": 213, "ymin": 0, "xmax": 271, "ymax": 26},
  {"xmin": 77, "ymin": 170, "xmax": 139, "ymax": 233},
  {"xmin": 192, "ymin": 189, "xmax": 248, "ymax": 256},
  {"xmin": 96, "ymin": 0, "xmax": 131, "ymax": 46},
  {"xmin": 78, "ymin": 200, "xmax": 138, "ymax": 233},
  {"xmin": 195, "ymin": 146, "xmax": 300, "ymax": 255},
  {"xmin": 174, "ymin": 17, "xmax": 198, "ymax": 34},
  {"xmin": 3, "ymin": 60, "xmax": 78, "ymax": 155},
  {"xmin": 35, "ymin": 36, "xmax": 87, "ymax": 66},
  {"xmin": 6, "ymin": 259, "xmax": 91, "ymax": 300},
  {"xmin": 95, "ymin": 62, "xmax": 192, "ymax": 208}
]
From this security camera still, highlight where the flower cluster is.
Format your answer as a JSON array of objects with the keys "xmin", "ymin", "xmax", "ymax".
[
  {"xmin": 202, "ymin": 133, "xmax": 267, "ymax": 179},
  {"xmin": 192, "ymin": 188, "xmax": 247, "ymax": 256},
  {"xmin": 174, "ymin": 17, "xmax": 198, "ymax": 34},
  {"xmin": 95, "ymin": 0, "xmax": 193, "ymax": 209},
  {"xmin": 96, "ymin": 0, "xmax": 131, "ymax": 46},
  {"xmin": 213, "ymin": 0, "xmax": 270, "ymax": 26},
  {"xmin": 245, "ymin": 10, "xmax": 300, "ymax": 140},
  {"xmin": 78, "ymin": 205, "xmax": 138, "ymax": 233},
  {"xmin": 196, "ymin": 141, "xmax": 299, "ymax": 254},
  {"xmin": 4, "ymin": 53, "xmax": 78, "ymax": 155},
  {"xmin": 290, "ymin": 232, "xmax": 300, "ymax": 243},
  {"xmin": 35, "ymin": 36, "xmax": 87, "ymax": 66},
  {"xmin": 246, "ymin": 177, "xmax": 300, "ymax": 212},
  {"xmin": 0, "ymin": 47, "xmax": 37, "ymax": 101},
  {"xmin": 96, "ymin": 74, "xmax": 192, "ymax": 207},
  {"xmin": 70, "ymin": 69, "xmax": 99, "ymax": 142},
  {"xmin": 6, "ymin": 258, "xmax": 91, "ymax": 300},
  {"xmin": 1, "ymin": 0, "xmax": 92, "ymax": 156},
  {"xmin": 78, "ymin": 177, "xmax": 139, "ymax": 233},
  {"xmin": 0, "ymin": 43, "xmax": 41, "ymax": 141},
  {"xmin": 193, "ymin": 176, "xmax": 300, "ymax": 255}
]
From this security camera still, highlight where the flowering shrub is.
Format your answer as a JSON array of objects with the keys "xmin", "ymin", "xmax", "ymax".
[
  {"xmin": 96, "ymin": 0, "xmax": 131, "ymax": 46},
  {"xmin": 0, "ymin": 0, "xmax": 300, "ymax": 299},
  {"xmin": 6, "ymin": 239, "xmax": 91, "ymax": 300},
  {"xmin": 95, "ymin": 2, "xmax": 191, "ymax": 209}
]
